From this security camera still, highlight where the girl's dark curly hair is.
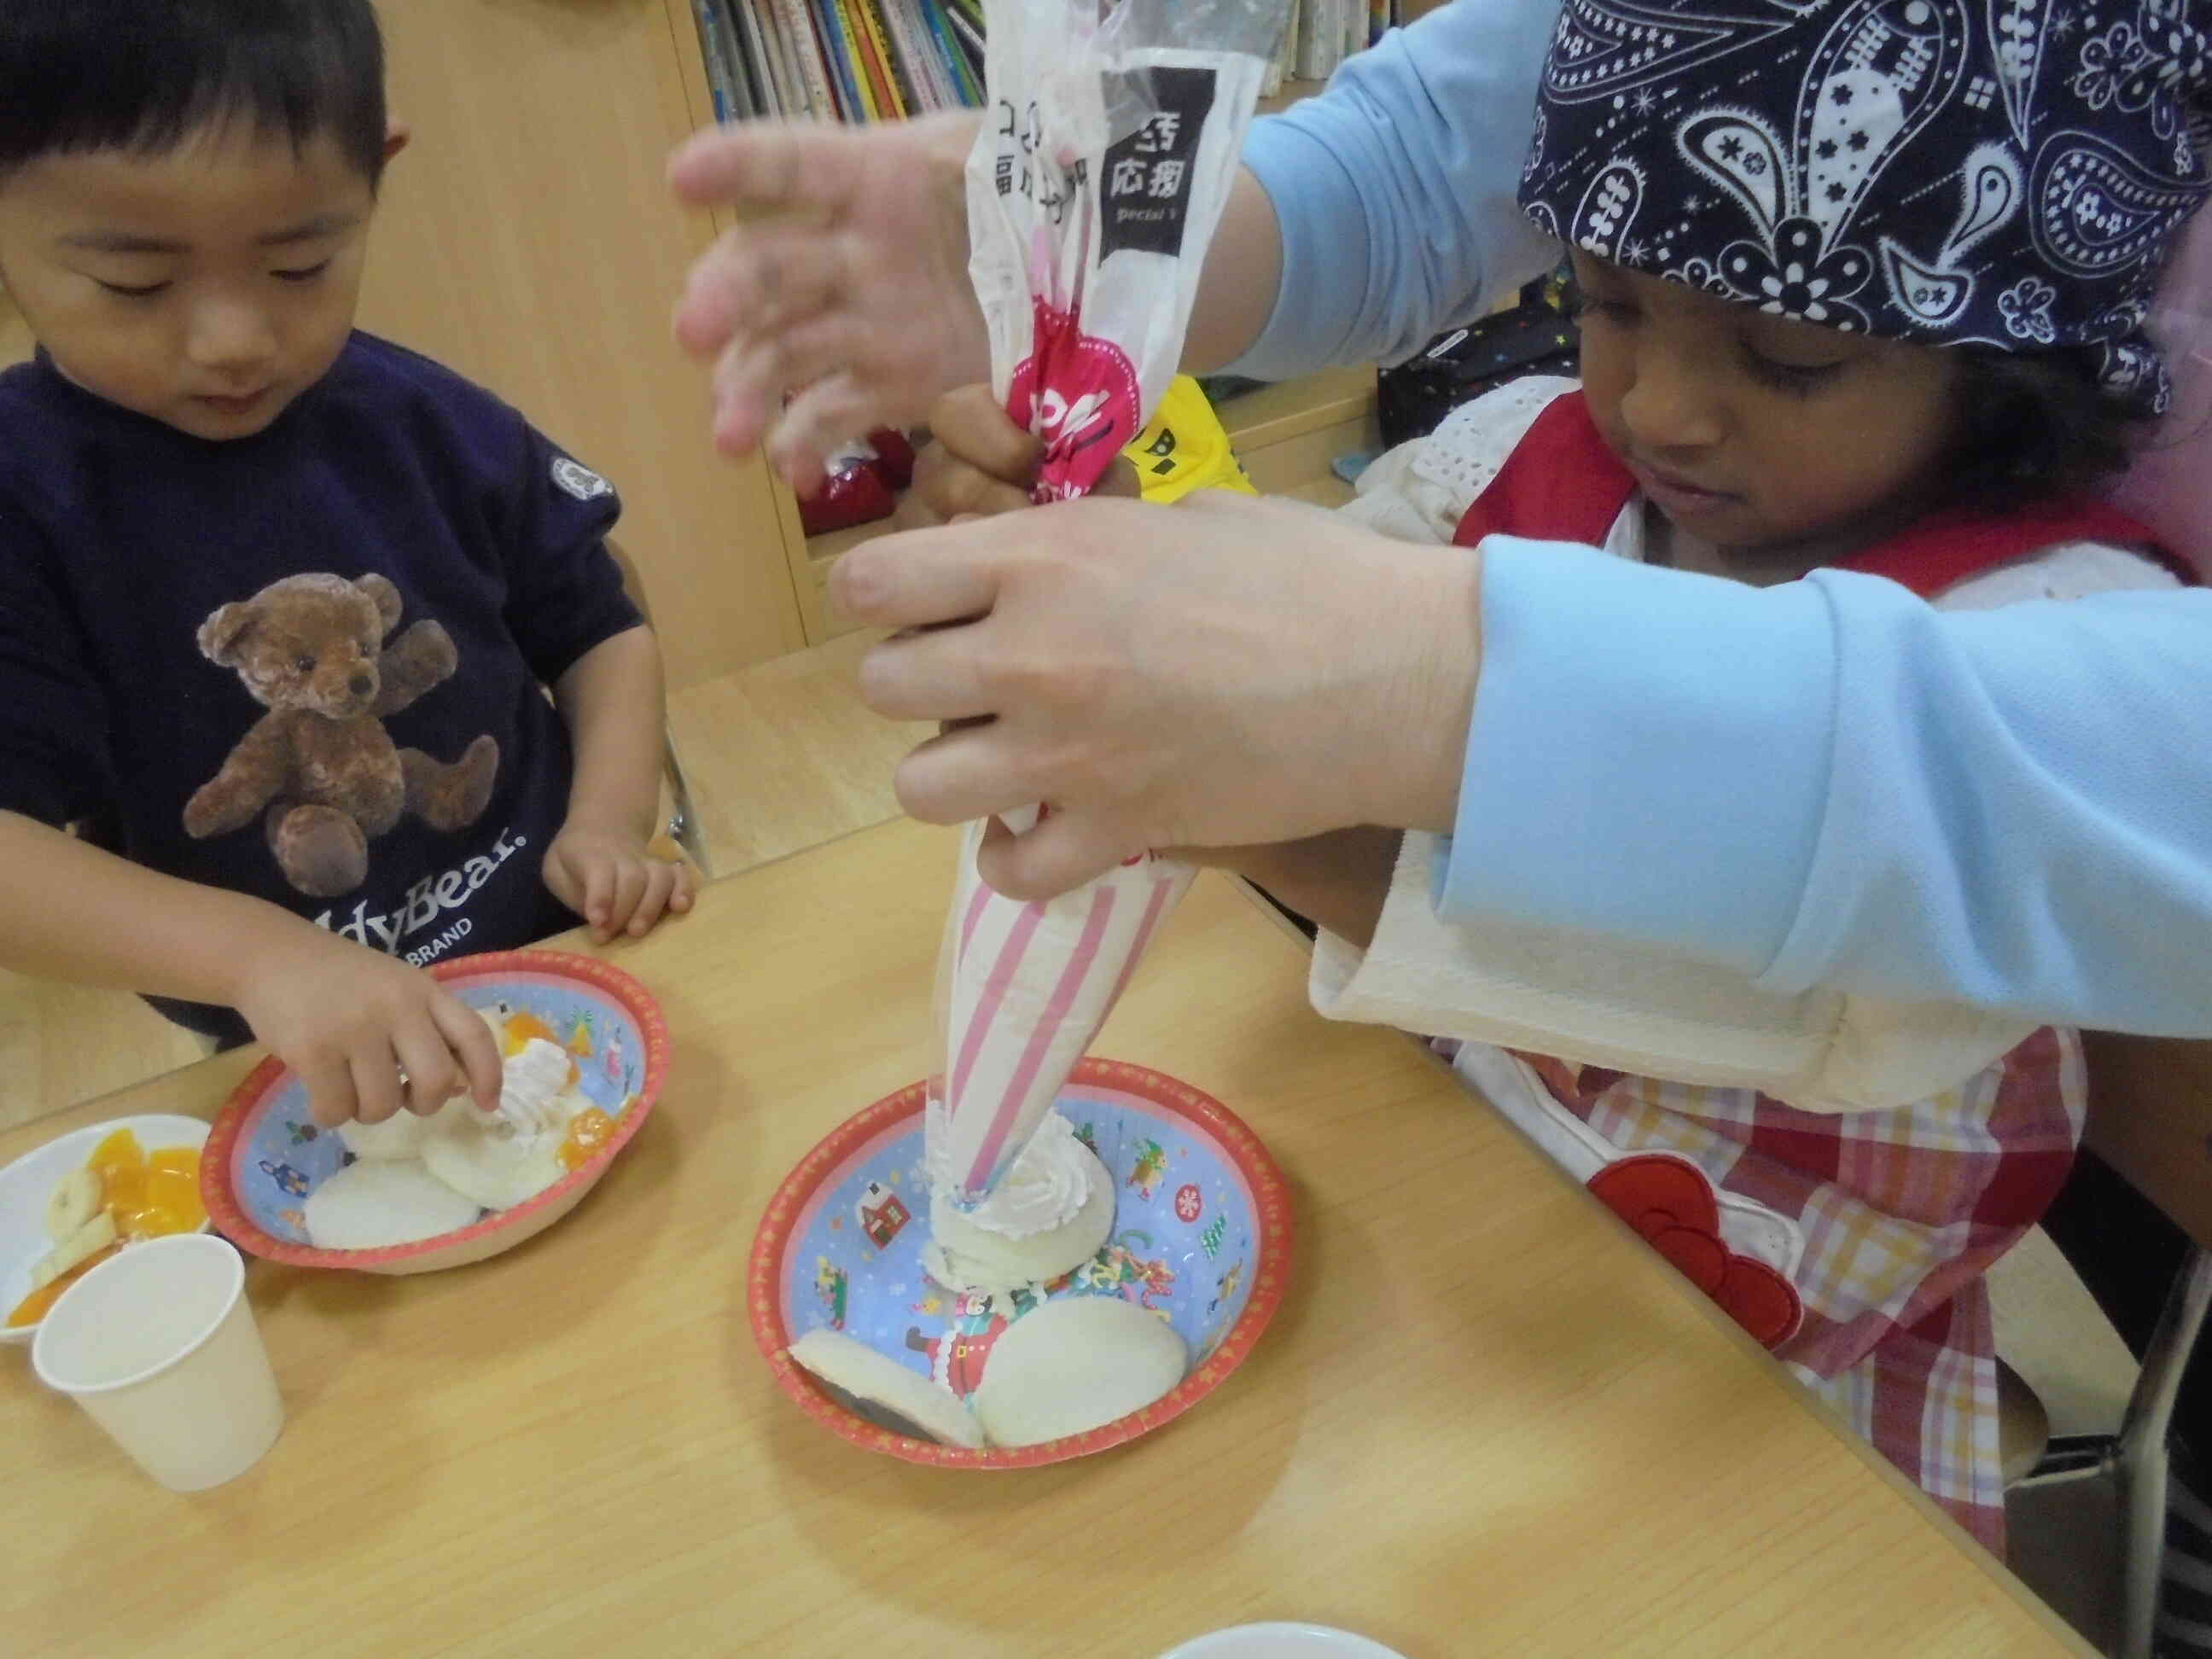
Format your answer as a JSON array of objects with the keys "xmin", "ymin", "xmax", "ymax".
[{"xmin": 1941, "ymin": 346, "xmax": 2151, "ymax": 511}]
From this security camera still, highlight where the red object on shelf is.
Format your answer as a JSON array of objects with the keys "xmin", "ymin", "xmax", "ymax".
[
  {"xmin": 797, "ymin": 429, "xmax": 917, "ymax": 537},
  {"xmin": 797, "ymin": 462, "xmax": 895, "ymax": 536},
  {"xmin": 868, "ymin": 428, "xmax": 917, "ymax": 489}
]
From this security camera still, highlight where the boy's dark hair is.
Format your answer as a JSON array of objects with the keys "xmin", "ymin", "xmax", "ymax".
[
  {"xmin": 1945, "ymin": 347, "xmax": 2149, "ymax": 511},
  {"xmin": 0, "ymin": 1, "xmax": 387, "ymax": 186}
]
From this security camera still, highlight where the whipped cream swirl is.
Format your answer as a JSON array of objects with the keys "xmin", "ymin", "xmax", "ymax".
[{"xmin": 926, "ymin": 1108, "xmax": 1096, "ymax": 1238}]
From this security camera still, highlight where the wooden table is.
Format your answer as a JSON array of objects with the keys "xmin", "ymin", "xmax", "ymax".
[{"xmin": 3, "ymin": 820, "xmax": 2085, "ymax": 1657}]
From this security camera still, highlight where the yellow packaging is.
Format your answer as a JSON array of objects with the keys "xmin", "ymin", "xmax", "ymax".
[{"xmin": 1123, "ymin": 376, "xmax": 1256, "ymax": 504}]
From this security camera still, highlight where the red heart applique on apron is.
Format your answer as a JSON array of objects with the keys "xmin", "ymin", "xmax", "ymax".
[{"xmin": 1586, "ymin": 1155, "xmax": 1803, "ymax": 1349}]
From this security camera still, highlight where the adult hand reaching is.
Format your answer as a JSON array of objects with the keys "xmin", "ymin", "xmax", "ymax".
[
  {"xmin": 832, "ymin": 491, "xmax": 1482, "ymax": 899},
  {"xmin": 668, "ymin": 114, "xmax": 990, "ymax": 490}
]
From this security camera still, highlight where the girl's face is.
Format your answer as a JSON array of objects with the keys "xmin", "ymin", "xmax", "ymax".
[{"xmin": 1569, "ymin": 251, "xmax": 1964, "ymax": 557}]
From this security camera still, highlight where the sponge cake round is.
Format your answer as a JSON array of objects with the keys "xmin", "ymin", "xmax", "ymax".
[{"xmin": 969, "ymin": 1295, "xmax": 1187, "ymax": 1447}]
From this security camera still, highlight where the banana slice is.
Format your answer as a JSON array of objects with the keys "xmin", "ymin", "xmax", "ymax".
[
  {"xmin": 32, "ymin": 1209, "xmax": 118, "ymax": 1289},
  {"xmin": 43, "ymin": 1167, "xmax": 103, "ymax": 1243}
]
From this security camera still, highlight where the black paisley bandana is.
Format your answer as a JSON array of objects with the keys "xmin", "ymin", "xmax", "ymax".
[{"xmin": 1518, "ymin": 0, "xmax": 2212, "ymax": 413}]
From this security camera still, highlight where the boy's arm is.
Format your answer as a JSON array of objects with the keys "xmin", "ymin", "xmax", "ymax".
[
  {"xmin": 0, "ymin": 811, "xmax": 502, "ymax": 1126},
  {"xmin": 553, "ymin": 624, "xmax": 667, "ymax": 844},
  {"xmin": 475, "ymin": 404, "xmax": 687, "ymax": 940},
  {"xmin": 544, "ymin": 623, "xmax": 697, "ymax": 942}
]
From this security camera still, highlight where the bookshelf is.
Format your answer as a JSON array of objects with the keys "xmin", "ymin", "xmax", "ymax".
[{"xmin": 685, "ymin": 0, "xmax": 1388, "ymax": 125}]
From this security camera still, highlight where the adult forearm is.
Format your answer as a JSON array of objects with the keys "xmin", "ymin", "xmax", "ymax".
[
  {"xmin": 1223, "ymin": 0, "xmax": 1567, "ymax": 381},
  {"xmin": 1447, "ymin": 544, "xmax": 2212, "ymax": 1035}
]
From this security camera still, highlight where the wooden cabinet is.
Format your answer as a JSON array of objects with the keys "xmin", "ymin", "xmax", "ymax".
[{"xmin": 363, "ymin": 0, "xmax": 806, "ymax": 691}]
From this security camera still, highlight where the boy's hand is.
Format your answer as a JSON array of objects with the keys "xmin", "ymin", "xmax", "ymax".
[
  {"xmin": 231, "ymin": 935, "xmax": 505, "ymax": 1129},
  {"xmin": 542, "ymin": 819, "xmax": 698, "ymax": 944},
  {"xmin": 892, "ymin": 386, "xmax": 1140, "ymax": 531}
]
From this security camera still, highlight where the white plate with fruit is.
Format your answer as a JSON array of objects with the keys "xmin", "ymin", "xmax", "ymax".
[{"xmin": 0, "ymin": 1115, "xmax": 211, "ymax": 1342}]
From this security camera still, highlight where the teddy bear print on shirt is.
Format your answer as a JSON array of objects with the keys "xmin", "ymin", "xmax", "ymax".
[{"xmin": 183, "ymin": 573, "xmax": 498, "ymax": 898}]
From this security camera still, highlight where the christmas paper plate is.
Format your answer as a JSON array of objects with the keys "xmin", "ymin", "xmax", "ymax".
[
  {"xmin": 203, "ymin": 952, "xmax": 666, "ymax": 1276},
  {"xmin": 749, "ymin": 1058, "xmax": 1292, "ymax": 1468}
]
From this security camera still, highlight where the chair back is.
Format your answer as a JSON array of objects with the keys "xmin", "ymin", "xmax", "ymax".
[{"xmin": 602, "ymin": 537, "xmax": 656, "ymax": 626}]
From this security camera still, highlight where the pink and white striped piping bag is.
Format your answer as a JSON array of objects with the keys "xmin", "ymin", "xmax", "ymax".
[
  {"xmin": 928, "ymin": 0, "xmax": 1278, "ymax": 1212},
  {"xmin": 931, "ymin": 819, "xmax": 1194, "ymax": 1208}
]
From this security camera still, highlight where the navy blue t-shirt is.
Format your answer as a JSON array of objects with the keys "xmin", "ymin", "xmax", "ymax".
[{"xmin": 0, "ymin": 333, "xmax": 643, "ymax": 1040}]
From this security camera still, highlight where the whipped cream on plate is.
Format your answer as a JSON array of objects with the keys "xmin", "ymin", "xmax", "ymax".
[{"xmin": 926, "ymin": 1108, "xmax": 1095, "ymax": 1239}]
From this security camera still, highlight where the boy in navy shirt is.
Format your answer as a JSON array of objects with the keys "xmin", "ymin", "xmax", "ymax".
[{"xmin": 0, "ymin": 0, "xmax": 696, "ymax": 1126}]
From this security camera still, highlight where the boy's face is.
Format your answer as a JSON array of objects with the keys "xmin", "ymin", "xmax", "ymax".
[
  {"xmin": 1569, "ymin": 252, "xmax": 1963, "ymax": 559},
  {"xmin": 0, "ymin": 124, "xmax": 385, "ymax": 441}
]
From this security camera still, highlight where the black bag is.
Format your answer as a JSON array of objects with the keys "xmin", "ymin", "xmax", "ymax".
[{"xmin": 1377, "ymin": 269, "xmax": 1579, "ymax": 451}]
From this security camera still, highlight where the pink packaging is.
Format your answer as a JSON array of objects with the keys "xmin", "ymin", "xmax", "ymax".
[{"xmin": 967, "ymin": 0, "xmax": 1282, "ymax": 502}]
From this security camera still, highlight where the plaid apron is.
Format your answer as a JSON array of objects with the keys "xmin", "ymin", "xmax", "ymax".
[
  {"xmin": 1441, "ymin": 1033, "xmax": 2082, "ymax": 1551},
  {"xmin": 1440, "ymin": 391, "xmax": 2151, "ymax": 1551}
]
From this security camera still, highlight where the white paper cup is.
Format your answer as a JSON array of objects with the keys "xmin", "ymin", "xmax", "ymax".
[{"xmin": 31, "ymin": 1235, "xmax": 282, "ymax": 1492}]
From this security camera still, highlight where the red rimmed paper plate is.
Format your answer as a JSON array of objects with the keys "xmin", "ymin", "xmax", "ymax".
[
  {"xmin": 201, "ymin": 951, "xmax": 667, "ymax": 1275},
  {"xmin": 750, "ymin": 1057, "xmax": 1292, "ymax": 1468}
]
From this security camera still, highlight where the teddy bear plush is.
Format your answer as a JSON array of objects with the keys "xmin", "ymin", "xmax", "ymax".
[{"xmin": 183, "ymin": 573, "xmax": 499, "ymax": 898}]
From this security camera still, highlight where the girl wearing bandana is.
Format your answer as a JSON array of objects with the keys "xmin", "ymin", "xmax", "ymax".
[
  {"xmin": 885, "ymin": 0, "xmax": 2212, "ymax": 1556},
  {"xmin": 1313, "ymin": 0, "xmax": 2205, "ymax": 1554}
]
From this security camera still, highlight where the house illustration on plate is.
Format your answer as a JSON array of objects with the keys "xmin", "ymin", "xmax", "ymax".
[{"xmin": 855, "ymin": 1180, "xmax": 911, "ymax": 1249}]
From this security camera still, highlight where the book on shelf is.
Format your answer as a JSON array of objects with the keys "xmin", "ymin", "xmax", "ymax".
[
  {"xmin": 693, "ymin": 0, "xmax": 1395, "ymax": 126},
  {"xmin": 883, "ymin": 0, "xmax": 953, "ymax": 111},
  {"xmin": 873, "ymin": 0, "xmax": 930, "ymax": 110},
  {"xmin": 774, "ymin": 0, "xmax": 837, "ymax": 115},
  {"xmin": 720, "ymin": 0, "xmax": 776, "ymax": 115},
  {"xmin": 829, "ymin": 0, "xmax": 880, "ymax": 117},
  {"xmin": 810, "ymin": 0, "xmax": 864, "ymax": 117},
  {"xmin": 850, "ymin": 0, "xmax": 907, "ymax": 118},
  {"xmin": 693, "ymin": 0, "xmax": 738, "ymax": 120},
  {"xmin": 1292, "ymin": 0, "xmax": 1332, "ymax": 81},
  {"xmin": 937, "ymin": 2, "xmax": 987, "ymax": 97},
  {"xmin": 1262, "ymin": 0, "xmax": 1296, "ymax": 96},
  {"xmin": 740, "ymin": 0, "xmax": 796, "ymax": 116}
]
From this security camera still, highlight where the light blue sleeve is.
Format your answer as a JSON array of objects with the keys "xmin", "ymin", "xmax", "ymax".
[
  {"xmin": 1442, "ymin": 539, "xmax": 2212, "ymax": 1035},
  {"xmin": 1223, "ymin": 0, "xmax": 1567, "ymax": 381}
]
